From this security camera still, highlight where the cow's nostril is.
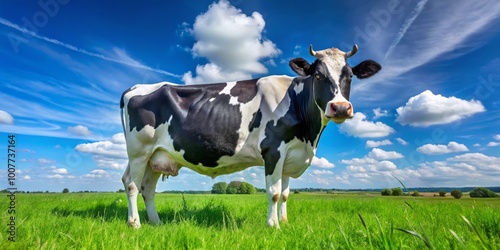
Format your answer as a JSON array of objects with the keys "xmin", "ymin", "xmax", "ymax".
[{"xmin": 330, "ymin": 103, "xmax": 337, "ymax": 113}]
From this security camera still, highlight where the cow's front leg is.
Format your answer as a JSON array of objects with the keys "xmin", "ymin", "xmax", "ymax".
[
  {"xmin": 279, "ymin": 176, "xmax": 290, "ymax": 223},
  {"xmin": 264, "ymin": 154, "xmax": 285, "ymax": 228},
  {"xmin": 141, "ymin": 165, "xmax": 161, "ymax": 225}
]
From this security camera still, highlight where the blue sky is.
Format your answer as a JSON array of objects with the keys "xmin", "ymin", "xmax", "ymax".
[{"xmin": 1, "ymin": 0, "xmax": 499, "ymax": 192}]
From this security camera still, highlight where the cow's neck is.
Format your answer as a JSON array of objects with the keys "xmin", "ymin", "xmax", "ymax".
[{"xmin": 292, "ymin": 77, "xmax": 325, "ymax": 149}]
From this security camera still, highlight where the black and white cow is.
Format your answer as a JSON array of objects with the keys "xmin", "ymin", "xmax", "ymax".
[{"xmin": 120, "ymin": 44, "xmax": 381, "ymax": 228}]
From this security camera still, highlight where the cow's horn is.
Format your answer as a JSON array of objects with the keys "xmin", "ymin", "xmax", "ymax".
[
  {"xmin": 309, "ymin": 44, "xmax": 317, "ymax": 57},
  {"xmin": 345, "ymin": 44, "xmax": 358, "ymax": 58}
]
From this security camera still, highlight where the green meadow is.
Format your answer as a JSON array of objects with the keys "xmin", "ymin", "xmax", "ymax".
[{"xmin": 2, "ymin": 192, "xmax": 499, "ymax": 249}]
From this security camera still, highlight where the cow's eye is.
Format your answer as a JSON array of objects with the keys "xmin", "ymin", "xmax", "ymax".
[{"xmin": 315, "ymin": 74, "xmax": 320, "ymax": 79}]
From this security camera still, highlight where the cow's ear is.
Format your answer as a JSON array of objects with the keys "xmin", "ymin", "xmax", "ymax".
[
  {"xmin": 352, "ymin": 60, "xmax": 381, "ymax": 79},
  {"xmin": 289, "ymin": 58, "xmax": 313, "ymax": 76}
]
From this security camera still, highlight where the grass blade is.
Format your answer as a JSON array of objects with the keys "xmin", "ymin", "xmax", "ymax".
[
  {"xmin": 375, "ymin": 215, "xmax": 391, "ymax": 250},
  {"xmin": 449, "ymin": 229, "xmax": 467, "ymax": 250},
  {"xmin": 390, "ymin": 174, "xmax": 409, "ymax": 194},
  {"xmin": 396, "ymin": 228, "xmax": 435, "ymax": 250},
  {"xmin": 461, "ymin": 215, "xmax": 491, "ymax": 250},
  {"xmin": 358, "ymin": 213, "xmax": 373, "ymax": 249},
  {"xmin": 404, "ymin": 201, "xmax": 414, "ymax": 210},
  {"xmin": 338, "ymin": 223, "xmax": 352, "ymax": 249}
]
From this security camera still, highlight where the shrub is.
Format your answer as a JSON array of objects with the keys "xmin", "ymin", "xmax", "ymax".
[
  {"xmin": 469, "ymin": 187, "xmax": 498, "ymax": 198},
  {"xmin": 381, "ymin": 188, "xmax": 392, "ymax": 196},
  {"xmin": 439, "ymin": 191, "xmax": 446, "ymax": 197},
  {"xmin": 391, "ymin": 187, "xmax": 403, "ymax": 196},
  {"xmin": 451, "ymin": 189, "xmax": 462, "ymax": 199},
  {"xmin": 62, "ymin": 188, "xmax": 69, "ymax": 193},
  {"xmin": 411, "ymin": 190, "xmax": 420, "ymax": 197}
]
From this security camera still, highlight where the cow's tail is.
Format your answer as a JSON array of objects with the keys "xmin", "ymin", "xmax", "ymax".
[{"xmin": 119, "ymin": 90, "xmax": 129, "ymax": 139}]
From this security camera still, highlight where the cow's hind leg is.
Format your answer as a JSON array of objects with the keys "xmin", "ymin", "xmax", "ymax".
[
  {"xmin": 141, "ymin": 165, "xmax": 161, "ymax": 225},
  {"xmin": 122, "ymin": 163, "xmax": 140, "ymax": 228},
  {"xmin": 279, "ymin": 176, "xmax": 290, "ymax": 223},
  {"xmin": 122, "ymin": 158, "xmax": 148, "ymax": 228}
]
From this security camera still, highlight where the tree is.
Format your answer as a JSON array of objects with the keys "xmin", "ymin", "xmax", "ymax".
[
  {"xmin": 228, "ymin": 181, "xmax": 242, "ymax": 194},
  {"xmin": 226, "ymin": 187, "xmax": 238, "ymax": 194},
  {"xmin": 240, "ymin": 182, "xmax": 256, "ymax": 194},
  {"xmin": 391, "ymin": 187, "xmax": 403, "ymax": 196},
  {"xmin": 451, "ymin": 189, "xmax": 462, "ymax": 199},
  {"xmin": 62, "ymin": 188, "xmax": 69, "ymax": 193},
  {"xmin": 211, "ymin": 182, "xmax": 228, "ymax": 194},
  {"xmin": 411, "ymin": 190, "xmax": 420, "ymax": 197},
  {"xmin": 439, "ymin": 191, "xmax": 446, "ymax": 197},
  {"xmin": 381, "ymin": 188, "xmax": 392, "ymax": 196},
  {"xmin": 469, "ymin": 187, "xmax": 498, "ymax": 198}
]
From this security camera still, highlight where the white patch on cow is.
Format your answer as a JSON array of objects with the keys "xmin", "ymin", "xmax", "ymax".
[
  {"xmin": 209, "ymin": 97, "xmax": 215, "ymax": 102},
  {"xmin": 220, "ymin": 81, "xmax": 239, "ymax": 105},
  {"xmin": 257, "ymin": 75, "xmax": 294, "ymax": 112},
  {"xmin": 293, "ymin": 82, "xmax": 304, "ymax": 94},
  {"xmin": 282, "ymin": 137, "xmax": 315, "ymax": 178}
]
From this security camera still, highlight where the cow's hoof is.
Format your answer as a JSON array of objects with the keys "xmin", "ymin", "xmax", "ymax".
[{"xmin": 128, "ymin": 219, "xmax": 141, "ymax": 229}]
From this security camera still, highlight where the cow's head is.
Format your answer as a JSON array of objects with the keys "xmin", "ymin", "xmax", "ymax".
[{"xmin": 289, "ymin": 44, "xmax": 381, "ymax": 124}]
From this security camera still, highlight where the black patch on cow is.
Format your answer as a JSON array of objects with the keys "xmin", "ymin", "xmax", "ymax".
[
  {"xmin": 230, "ymin": 79, "xmax": 259, "ymax": 103},
  {"xmin": 260, "ymin": 77, "xmax": 325, "ymax": 176},
  {"xmin": 170, "ymin": 92, "xmax": 241, "ymax": 167},
  {"xmin": 125, "ymin": 82, "xmax": 244, "ymax": 167},
  {"xmin": 249, "ymin": 109, "xmax": 262, "ymax": 133},
  {"xmin": 339, "ymin": 64, "xmax": 353, "ymax": 100}
]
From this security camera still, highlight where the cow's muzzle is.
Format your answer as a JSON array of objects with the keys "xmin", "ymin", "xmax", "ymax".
[{"xmin": 326, "ymin": 101, "xmax": 353, "ymax": 124}]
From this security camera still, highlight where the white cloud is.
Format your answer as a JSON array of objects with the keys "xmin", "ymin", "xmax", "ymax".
[
  {"xmin": 24, "ymin": 175, "xmax": 31, "ymax": 180},
  {"xmin": 68, "ymin": 125, "xmax": 92, "ymax": 137},
  {"xmin": 396, "ymin": 138, "xmax": 408, "ymax": 146},
  {"xmin": 396, "ymin": 90, "xmax": 485, "ymax": 127},
  {"xmin": 449, "ymin": 153, "xmax": 500, "ymax": 171},
  {"xmin": 75, "ymin": 133, "xmax": 128, "ymax": 170},
  {"xmin": 368, "ymin": 148, "xmax": 403, "ymax": 160},
  {"xmin": 0, "ymin": 110, "xmax": 14, "ymax": 124},
  {"xmin": 417, "ymin": 141, "xmax": 469, "ymax": 155},
  {"xmin": 75, "ymin": 138, "xmax": 127, "ymax": 159},
  {"xmin": 312, "ymin": 170, "xmax": 334, "ymax": 175},
  {"xmin": 373, "ymin": 108, "xmax": 390, "ymax": 119},
  {"xmin": 366, "ymin": 139, "xmax": 392, "ymax": 148},
  {"xmin": 83, "ymin": 169, "xmax": 122, "ymax": 179},
  {"xmin": 111, "ymin": 133, "xmax": 125, "ymax": 144},
  {"xmin": 494, "ymin": 135, "xmax": 500, "ymax": 140},
  {"xmin": 339, "ymin": 112, "xmax": 395, "ymax": 138},
  {"xmin": 311, "ymin": 156, "xmax": 335, "ymax": 169},
  {"xmin": 487, "ymin": 142, "xmax": 500, "ymax": 147},
  {"xmin": 46, "ymin": 173, "xmax": 75, "ymax": 179},
  {"xmin": 52, "ymin": 168, "xmax": 69, "ymax": 174},
  {"xmin": 38, "ymin": 158, "xmax": 55, "ymax": 165},
  {"xmin": 182, "ymin": 0, "xmax": 280, "ymax": 85}
]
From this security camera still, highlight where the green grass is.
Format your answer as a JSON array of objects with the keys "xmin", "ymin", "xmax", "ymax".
[{"xmin": 2, "ymin": 193, "xmax": 499, "ymax": 249}]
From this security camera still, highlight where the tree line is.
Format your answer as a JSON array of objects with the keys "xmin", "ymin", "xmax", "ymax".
[{"xmin": 211, "ymin": 181, "xmax": 257, "ymax": 194}]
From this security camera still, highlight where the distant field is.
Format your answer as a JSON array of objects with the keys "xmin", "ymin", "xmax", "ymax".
[{"xmin": 2, "ymin": 193, "xmax": 499, "ymax": 249}]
